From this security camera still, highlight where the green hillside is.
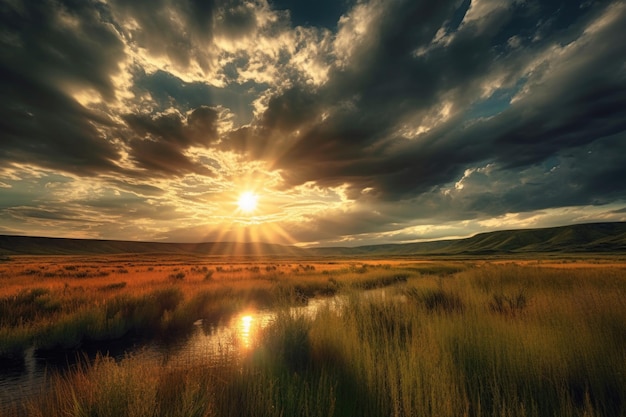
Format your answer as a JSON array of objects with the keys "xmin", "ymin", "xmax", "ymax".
[{"xmin": 312, "ymin": 222, "xmax": 626, "ymax": 256}]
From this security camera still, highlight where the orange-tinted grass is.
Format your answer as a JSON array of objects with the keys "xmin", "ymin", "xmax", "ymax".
[{"xmin": 0, "ymin": 255, "xmax": 429, "ymax": 359}]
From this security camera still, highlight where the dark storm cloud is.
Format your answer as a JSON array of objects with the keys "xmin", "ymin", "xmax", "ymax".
[
  {"xmin": 261, "ymin": 87, "xmax": 322, "ymax": 132},
  {"xmin": 0, "ymin": 0, "xmax": 270, "ymax": 179},
  {"xmin": 132, "ymin": 70, "xmax": 265, "ymax": 124},
  {"xmin": 266, "ymin": 0, "xmax": 482, "ymax": 189},
  {"xmin": 257, "ymin": 0, "xmax": 626, "ymax": 214},
  {"xmin": 0, "ymin": 0, "xmax": 125, "ymax": 175},
  {"xmin": 124, "ymin": 106, "xmax": 221, "ymax": 176},
  {"xmin": 277, "ymin": 133, "xmax": 626, "ymax": 244},
  {"xmin": 220, "ymin": 86, "xmax": 323, "ymax": 159},
  {"xmin": 124, "ymin": 107, "xmax": 220, "ymax": 148},
  {"xmin": 460, "ymin": 147, "xmax": 625, "ymax": 215},
  {"xmin": 0, "ymin": 66, "xmax": 121, "ymax": 175},
  {"xmin": 0, "ymin": 0, "xmax": 624, "ymax": 244},
  {"xmin": 0, "ymin": 0, "xmax": 125, "ymax": 100}
]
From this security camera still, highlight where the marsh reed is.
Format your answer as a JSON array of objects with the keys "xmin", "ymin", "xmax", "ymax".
[{"xmin": 2, "ymin": 258, "xmax": 625, "ymax": 416}]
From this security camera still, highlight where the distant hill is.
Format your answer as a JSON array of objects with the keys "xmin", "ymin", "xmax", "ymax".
[
  {"xmin": 311, "ymin": 222, "xmax": 626, "ymax": 256},
  {"xmin": 0, "ymin": 236, "xmax": 306, "ymax": 257},
  {"xmin": 1, "ymin": 222, "xmax": 625, "ymax": 257}
]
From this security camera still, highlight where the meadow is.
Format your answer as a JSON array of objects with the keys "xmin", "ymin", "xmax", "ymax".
[{"xmin": 1, "ymin": 255, "xmax": 625, "ymax": 416}]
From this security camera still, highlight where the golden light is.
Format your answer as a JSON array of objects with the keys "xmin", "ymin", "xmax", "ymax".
[
  {"xmin": 239, "ymin": 315, "xmax": 253, "ymax": 348},
  {"xmin": 241, "ymin": 314, "xmax": 253, "ymax": 329},
  {"xmin": 237, "ymin": 191, "xmax": 258, "ymax": 213}
]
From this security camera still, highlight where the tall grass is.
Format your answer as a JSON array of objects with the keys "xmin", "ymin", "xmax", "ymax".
[
  {"xmin": 10, "ymin": 354, "xmax": 219, "ymax": 417},
  {"xmin": 3, "ymin": 262, "xmax": 626, "ymax": 416},
  {"xmin": 219, "ymin": 264, "xmax": 626, "ymax": 417},
  {"xmin": 0, "ymin": 259, "xmax": 421, "ymax": 358}
]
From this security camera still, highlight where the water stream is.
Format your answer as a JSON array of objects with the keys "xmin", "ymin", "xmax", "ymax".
[{"xmin": 0, "ymin": 289, "xmax": 391, "ymax": 409}]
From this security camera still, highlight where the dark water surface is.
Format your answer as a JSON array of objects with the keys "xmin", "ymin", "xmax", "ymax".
[
  {"xmin": 0, "ymin": 311, "xmax": 272, "ymax": 408},
  {"xmin": 0, "ymin": 291, "xmax": 382, "ymax": 409}
]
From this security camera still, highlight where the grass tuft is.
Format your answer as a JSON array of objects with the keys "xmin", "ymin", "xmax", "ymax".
[
  {"xmin": 489, "ymin": 289, "xmax": 528, "ymax": 317},
  {"xmin": 404, "ymin": 287, "xmax": 465, "ymax": 314},
  {"xmin": 2, "ymin": 258, "xmax": 626, "ymax": 417}
]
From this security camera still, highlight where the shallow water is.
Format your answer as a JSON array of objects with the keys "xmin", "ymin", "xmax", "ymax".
[
  {"xmin": 0, "ymin": 312, "xmax": 273, "ymax": 408},
  {"xmin": 0, "ymin": 290, "xmax": 379, "ymax": 409}
]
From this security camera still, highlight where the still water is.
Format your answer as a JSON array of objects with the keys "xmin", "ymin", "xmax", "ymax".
[{"xmin": 0, "ymin": 291, "xmax": 388, "ymax": 408}]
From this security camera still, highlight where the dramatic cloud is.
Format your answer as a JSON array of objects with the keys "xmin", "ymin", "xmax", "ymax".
[{"xmin": 0, "ymin": 0, "xmax": 624, "ymax": 245}]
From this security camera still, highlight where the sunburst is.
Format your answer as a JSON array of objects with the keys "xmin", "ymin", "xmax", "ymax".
[{"xmin": 237, "ymin": 191, "xmax": 258, "ymax": 213}]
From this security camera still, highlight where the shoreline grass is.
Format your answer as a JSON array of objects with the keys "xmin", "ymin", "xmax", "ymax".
[
  {"xmin": 0, "ymin": 258, "xmax": 425, "ymax": 359},
  {"xmin": 1, "ymin": 258, "xmax": 626, "ymax": 416}
]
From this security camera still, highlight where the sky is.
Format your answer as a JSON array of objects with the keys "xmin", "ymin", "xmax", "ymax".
[{"xmin": 0, "ymin": 0, "xmax": 625, "ymax": 247}]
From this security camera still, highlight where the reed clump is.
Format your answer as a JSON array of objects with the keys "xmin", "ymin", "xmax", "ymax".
[
  {"xmin": 219, "ymin": 264, "xmax": 626, "ymax": 417},
  {"xmin": 0, "ymin": 258, "xmax": 420, "ymax": 359},
  {"xmin": 404, "ymin": 286, "xmax": 465, "ymax": 314},
  {"xmin": 2, "ymin": 260, "xmax": 626, "ymax": 417}
]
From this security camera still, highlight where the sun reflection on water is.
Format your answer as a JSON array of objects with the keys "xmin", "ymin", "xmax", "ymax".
[
  {"xmin": 239, "ymin": 315, "xmax": 254, "ymax": 349},
  {"xmin": 235, "ymin": 312, "xmax": 274, "ymax": 350}
]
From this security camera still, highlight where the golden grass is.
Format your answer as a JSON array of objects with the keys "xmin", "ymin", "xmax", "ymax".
[
  {"xmin": 1, "ymin": 256, "xmax": 626, "ymax": 416},
  {"xmin": 0, "ymin": 255, "xmax": 443, "ymax": 358}
]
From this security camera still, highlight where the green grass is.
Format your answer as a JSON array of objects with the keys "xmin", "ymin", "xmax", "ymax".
[
  {"xmin": 3, "ymin": 263, "xmax": 626, "ymax": 416},
  {"xmin": 0, "ymin": 263, "xmax": 421, "ymax": 358},
  {"xmin": 223, "ymin": 265, "xmax": 626, "ymax": 417}
]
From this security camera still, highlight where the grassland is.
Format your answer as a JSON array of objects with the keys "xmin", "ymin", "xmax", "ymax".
[
  {"xmin": 1, "ymin": 255, "xmax": 626, "ymax": 416},
  {"xmin": 0, "ymin": 256, "xmax": 423, "ymax": 359}
]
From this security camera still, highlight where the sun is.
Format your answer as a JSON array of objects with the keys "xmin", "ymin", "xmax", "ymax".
[{"xmin": 237, "ymin": 191, "xmax": 258, "ymax": 213}]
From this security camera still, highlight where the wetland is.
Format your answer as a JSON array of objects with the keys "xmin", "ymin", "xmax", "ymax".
[{"xmin": 1, "ymin": 255, "xmax": 625, "ymax": 416}]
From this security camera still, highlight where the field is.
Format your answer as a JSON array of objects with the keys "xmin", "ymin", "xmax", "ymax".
[{"xmin": 1, "ymin": 255, "xmax": 626, "ymax": 416}]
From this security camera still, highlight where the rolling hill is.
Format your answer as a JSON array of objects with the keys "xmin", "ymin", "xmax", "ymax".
[
  {"xmin": 312, "ymin": 222, "xmax": 626, "ymax": 256},
  {"xmin": 0, "ymin": 236, "xmax": 305, "ymax": 257},
  {"xmin": 1, "ymin": 222, "xmax": 625, "ymax": 257}
]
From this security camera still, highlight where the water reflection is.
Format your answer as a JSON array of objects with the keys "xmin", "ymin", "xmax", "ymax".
[
  {"xmin": 240, "ymin": 315, "xmax": 253, "ymax": 348},
  {"xmin": 0, "ymin": 310, "xmax": 280, "ymax": 408},
  {"xmin": 0, "ymin": 288, "xmax": 392, "ymax": 410},
  {"xmin": 226, "ymin": 311, "xmax": 273, "ymax": 351},
  {"xmin": 139, "ymin": 310, "xmax": 275, "ymax": 372}
]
